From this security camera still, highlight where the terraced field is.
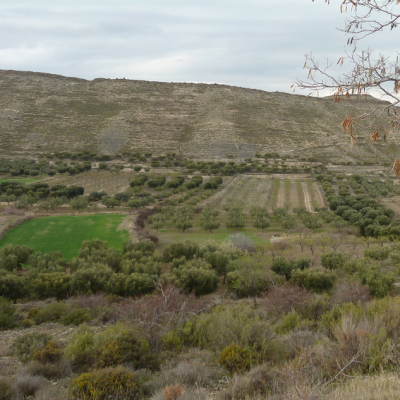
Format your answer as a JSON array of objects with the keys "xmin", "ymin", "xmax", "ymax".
[{"xmin": 203, "ymin": 175, "xmax": 325, "ymax": 212}]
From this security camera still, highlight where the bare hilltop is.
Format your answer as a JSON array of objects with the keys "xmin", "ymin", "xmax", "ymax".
[{"xmin": 0, "ymin": 70, "xmax": 397, "ymax": 162}]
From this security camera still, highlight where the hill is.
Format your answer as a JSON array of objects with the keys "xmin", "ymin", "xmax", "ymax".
[{"xmin": 0, "ymin": 69, "xmax": 397, "ymax": 163}]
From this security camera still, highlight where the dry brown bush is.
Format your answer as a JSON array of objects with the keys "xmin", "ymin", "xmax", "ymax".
[
  {"xmin": 163, "ymin": 384, "xmax": 186, "ymax": 400},
  {"xmin": 262, "ymin": 284, "xmax": 312, "ymax": 315},
  {"xmin": 66, "ymin": 294, "xmax": 110, "ymax": 309},
  {"xmin": 216, "ymin": 363, "xmax": 282, "ymax": 400},
  {"xmin": 13, "ymin": 374, "xmax": 45, "ymax": 398},
  {"xmin": 111, "ymin": 284, "xmax": 211, "ymax": 353},
  {"xmin": 331, "ymin": 282, "xmax": 371, "ymax": 306}
]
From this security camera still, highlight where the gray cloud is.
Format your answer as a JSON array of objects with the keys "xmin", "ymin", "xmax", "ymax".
[{"xmin": 0, "ymin": 0, "xmax": 395, "ymax": 93}]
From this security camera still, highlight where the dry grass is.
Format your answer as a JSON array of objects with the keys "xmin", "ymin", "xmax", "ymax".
[{"xmin": 328, "ymin": 373, "xmax": 400, "ymax": 400}]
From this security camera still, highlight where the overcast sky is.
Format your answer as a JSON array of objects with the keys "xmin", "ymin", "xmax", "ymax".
[{"xmin": 0, "ymin": 0, "xmax": 394, "ymax": 94}]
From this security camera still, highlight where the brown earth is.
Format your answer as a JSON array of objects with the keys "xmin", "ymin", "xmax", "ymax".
[{"xmin": 0, "ymin": 70, "xmax": 398, "ymax": 164}]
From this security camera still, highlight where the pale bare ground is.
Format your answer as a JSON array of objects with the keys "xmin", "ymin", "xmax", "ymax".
[
  {"xmin": 290, "ymin": 180, "xmax": 299, "ymax": 209},
  {"xmin": 302, "ymin": 181, "xmax": 313, "ymax": 212},
  {"xmin": 118, "ymin": 214, "xmax": 139, "ymax": 242},
  {"xmin": 380, "ymin": 197, "xmax": 400, "ymax": 217},
  {"xmin": 296, "ymin": 180, "xmax": 306, "ymax": 207},
  {"xmin": 313, "ymin": 182, "xmax": 326, "ymax": 208},
  {"xmin": 201, "ymin": 175, "xmax": 238, "ymax": 208},
  {"xmin": 50, "ymin": 170, "xmax": 135, "ymax": 195},
  {"xmin": 216, "ymin": 176, "xmax": 248, "ymax": 208},
  {"xmin": 276, "ymin": 179, "xmax": 286, "ymax": 209},
  {"xmin": 203, "ymin": 175, "xmax": 273, "ymax": 212},
  {"xmin": 239, "ymin": 176, "xmax": 271, "ymax": 211}
]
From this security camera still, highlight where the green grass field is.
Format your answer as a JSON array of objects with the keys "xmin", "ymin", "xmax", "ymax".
[{"xmin": 0, "ymin": 214, "xmax": 129, "ymax": 260}]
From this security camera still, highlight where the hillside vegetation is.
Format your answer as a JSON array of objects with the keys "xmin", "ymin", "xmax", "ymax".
[{"xmin": 0, "ymin": 70, "xmax": 398, "ymax": 163}]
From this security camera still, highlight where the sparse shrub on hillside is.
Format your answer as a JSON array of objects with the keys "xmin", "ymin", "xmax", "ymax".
[
  {"xmin": 13, "ymin": 332, "xmax": 51, "ymax": 363},
  {"xmin": 32, "ymin": 341, "xmax": 63, "ymax": 364},
  {"xmin": 112, "ymin": 285, "xmax": 210, "ymax": 354},
  {"xmin": 219, "ymin": 344, "xmax": 254, "ymax": 374},
  {"xmin": 33, "ymin": 302, "xmax": 68, "ymax": 324},
  {"xmin": 216, "ymin": 363, "xmax": 279, "ymax": 400},
  {"xmin": 13, "ymin": 375, "xmax": 44, "ymax": 399},
  {"xmin": 0, "ymin": 296, "xmax": 16, "ymax": 329},
  {"xmin": 262, "ymin": 284, "xmax": 312, "ymax": 315},
  {"xmin": 0, "ymin": 377, "xmax": 14, "ymax": 400},
  {"xmin": 70, "ymin": 366, "xmax": 142, "ymax": 400}
]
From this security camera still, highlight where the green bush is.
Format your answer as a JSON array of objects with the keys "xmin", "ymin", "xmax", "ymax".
[
  {"xmin": 65, "ymin": 324, "xmax": 95, "ymax": 372},
  {"xmin": 34, "ymin": 302, "xmax": 68, "ymax": 324},
  {"xmin": 147, "ymin": 175, "xmax": 166, "ymax": 188},
  {"xmin": 204, "ymin": 177, "xmax": 223, "ymax": 190},
  {"xmin": 32, "ymin": 341, "xmax": 63, "ymax": 364},
  {"xmin": 106, "ymin": 273, "xmax": 155, "ymax": 297},
  {"xmin": 167, "ymin": 175, "xmax": 185, "ymax": 188},
  {"xmin": 0, "ymin": 273, "xmax": 29, "ymax": 301},
  {"xmin": 0, "ymin": 296, "xmax": 16, "ymax": 329},
  {"xmin": 290, "ymin": 268, "xmax": 337, "ymax": 293},
  {"xmin": 226, "ymin": 207, "xmax": 245, "ymax": 229},
  {"xmin": 30, "ymin": 272, "xmax": 72, "ymax": 301},
  {"xmin": 61, "ymin": 307, "xmax": 92, "ymax": 326},
  {"xmin": 321, "ymin": 251, "xmax": 349, "ymax": 270},
  {"xmin": 218, "ymin": 344, "xmax": 254, "ymax": 374},
  {"xmin": 70, "ymin": 265, "xmax": 114, "ymax": 294},
  {"xmin": 129, "ymin": 174, "xmax": 148, "ymax": 187},
  {"xmin": 70, "ymin": 366, "xmax": 142, "ymax": 400},
  {"xmin": 0, "ymin": 377, "xmax": 13, "ymax": 400},
  {"xmin": 186, "ymin": 175, "xmax": 203, "ymax": 189},
  {"xmin": 226, "ymin": 261, "xmax": 279, "ymax": 298},
  {"xmin": 173, "ymin": 263, "xmax": 218, "ymax": 296},
  {"xmin": 163, "ymin": 240, "xmax": 200, "ymax": 262},
  {"xmin": 271, "ymin": 257, "xmax": 310, "ymax": 280},
  {"xmin": 13, "ymin": 332, "xmax": 51, "ymax": 363},
  {"xmin": 364, "ymin": 245, "xmax": 390, "ymax": 261}
]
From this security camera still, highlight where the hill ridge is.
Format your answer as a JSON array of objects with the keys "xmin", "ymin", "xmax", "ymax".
[{"xmin": 0, "ymin": 70, "xmax": 396, "ymax": 163}]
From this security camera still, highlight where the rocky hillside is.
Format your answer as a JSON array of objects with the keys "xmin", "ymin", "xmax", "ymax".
[{"xmin": 0, "ymin": 70, "xmax": 398, "ymax": 162}]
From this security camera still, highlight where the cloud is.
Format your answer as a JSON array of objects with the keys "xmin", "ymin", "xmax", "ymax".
[{"xmin": 0, "ymin": 0, "xmax": 395, "ymax": 93}]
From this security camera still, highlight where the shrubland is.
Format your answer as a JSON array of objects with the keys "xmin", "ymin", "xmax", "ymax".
[{"xmin": 2, "ymin": 162, "xmax": 400, "ymax": 398}]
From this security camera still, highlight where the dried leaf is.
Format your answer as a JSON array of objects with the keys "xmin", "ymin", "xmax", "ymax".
[
  {"xmin": 392, "ymin": 160, "xmax": 400, "ymax": 177},
  {"xmin": 370, "ymin": 129, "xmax": 379, "ymax": 143}
]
